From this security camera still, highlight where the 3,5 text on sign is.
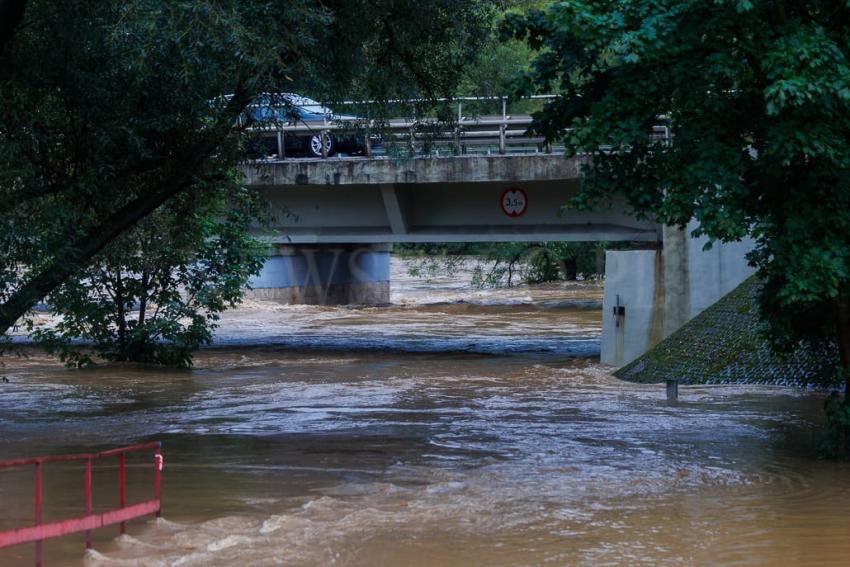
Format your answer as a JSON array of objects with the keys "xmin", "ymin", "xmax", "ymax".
[{"xmin": 500, "ymin": 187, "xmax": 528, "ymax": 218}]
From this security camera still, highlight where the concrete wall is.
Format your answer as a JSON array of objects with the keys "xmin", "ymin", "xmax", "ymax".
[
  {"xmin": 601, "ymin": 221, "xmax": 755, "ymax": 367},
  {"xmin": 601, "ymin": 250, "xmax": 664, "ymax": 367},
  {"xmin": 681, "ymin": 220, "xmax": 755, "ymax": 314},
  {"xmin": 247, "ymin": 243, "xmax": 391, "ymax": 305}
]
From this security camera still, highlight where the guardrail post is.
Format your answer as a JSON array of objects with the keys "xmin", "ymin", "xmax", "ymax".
[
  {"xmin": 118, "ymin": 453, "xmax": 126, "ymax": 535},
  {"xmin": 320, "ymin": 130, "xmax": 328, "ymax": 159},
  {"xmin": 34, "ymin": 462, "xmax": 42, "ymax": 567},
  {"xmin": 276, "ymin": 131, "xmax": 285, "ymax": 160},
  {"xmin": 364, "ymin": 123, "xmax": 372, "ymax": 158},
  {"xmin": 499, "ymin": 123, "xmax": 506, "ymax": 155},
  {"xmin": 454, "ymin": 102, "xmax": 462, "ymax": 156},
  {"xmin": 545, "ymin": 140, "xmax": 553, "ymax": 154},
  {"xmin": 364, "ymin": 109, "xmax": 373, "ymax": 158},
  {"xmin": 408, "ymin": 127, "xmax": 416, "ymax": 157},
  {"xmin": 85, "ymin": 458, "xmax": 92, "ymax": 549}
]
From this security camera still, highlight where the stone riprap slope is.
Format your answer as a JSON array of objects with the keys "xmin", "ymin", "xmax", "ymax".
[{"xmin": 615, "ymin": 277, "xmax": 838, "ymax": 387}]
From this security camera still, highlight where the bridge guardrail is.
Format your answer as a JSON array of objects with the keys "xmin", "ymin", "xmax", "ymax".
[
  {"xmin": 245, "ymin": 95, "xmax": 670, "ymax": 160},
  {"xmin": 245, "ymin": 95, "xmax": 553, "ymax": 159}
]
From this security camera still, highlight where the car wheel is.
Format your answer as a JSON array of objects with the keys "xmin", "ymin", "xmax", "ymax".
[{"xmin": 308, "ymin": 133, "xmax": 333, "ymax": 157}]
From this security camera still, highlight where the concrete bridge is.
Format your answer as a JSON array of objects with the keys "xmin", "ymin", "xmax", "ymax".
[
  {"xmin": 243, "ymin": 154, "xmax": 660, "ymax": 244},
  {"xmin": 242, "ymin": 153, "xmax": 753, "ymax": 366}
]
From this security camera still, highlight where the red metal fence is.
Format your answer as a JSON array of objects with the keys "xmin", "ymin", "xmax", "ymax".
[{"xmin": 0, "ymin": 441, "xmax": 162, "ymax": 566}]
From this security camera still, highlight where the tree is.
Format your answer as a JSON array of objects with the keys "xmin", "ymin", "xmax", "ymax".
[
  {"xmin": 0, "ymin": 0, "xmax": 493, "ymax": 342},
  {"xmin": 455, "ymin": 0, "xmax": 548, "ymax": 117},
  {"xmin": 468, "ymin": 242, "xmax": 605, "ymax": 287},
  {"xmin": 0, "ymin": 0, "xmax": 308, "ymax": 338},
  {"xmin": 28, "ymin": 181, "xmax": 264, "ymax": 368},
  {"xmin": 503, "ymin": 3, "xmax": 850, "ymax": 398}
]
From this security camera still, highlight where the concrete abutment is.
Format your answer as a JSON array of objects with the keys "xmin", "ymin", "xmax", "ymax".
[{"xmin": 601, "ymin": 221, "xmax": 755, "ymax": 367}]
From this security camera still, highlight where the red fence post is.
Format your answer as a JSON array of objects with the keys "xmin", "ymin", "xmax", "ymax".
[
  {"xmin": 153, "ymin": 443, "xmax": 162, "ymax": 519},
  {"xmin": 34, "ymin": 462, "xmax": 42, "ymax": 567},
  {"xmin": 118, "ymin": 453, "xmax": 126, "ymax": 535},
  {"xmin": 84, "ymin": 458, "xmax": 92, "ymax": 550}
]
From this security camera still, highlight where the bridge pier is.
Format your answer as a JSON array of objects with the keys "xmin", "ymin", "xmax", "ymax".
[
  {"xmin": 601, "ymin": 221, "xmax": 755, "ymax": 367},
  {"xmin": 247, "ymin": 243, "xmax": 391, "ymax": 305}
]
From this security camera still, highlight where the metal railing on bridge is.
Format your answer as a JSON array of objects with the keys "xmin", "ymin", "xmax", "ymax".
[
  {"xmin": 250, "ymin": 95, "xmax": 562, "ymax": 160},
  {"xmin": 248, "ymin": 94, "xmax": 671, "ymax": 160}
]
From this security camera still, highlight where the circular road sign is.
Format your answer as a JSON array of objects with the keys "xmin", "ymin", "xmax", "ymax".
[{"xmin": 500, "ymin": 187, "xmax": 528, "ymax": 218}]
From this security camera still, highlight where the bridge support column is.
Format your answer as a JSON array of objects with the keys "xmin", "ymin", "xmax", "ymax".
[
  {"xmin": 601, "ymin": 220, "xmax": 755, "ymax": 367},
  {"xmin": 247, "ymin": 244, "xmax": 391, "ymax": 305}
]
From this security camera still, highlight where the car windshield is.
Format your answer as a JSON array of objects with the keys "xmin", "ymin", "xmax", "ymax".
[{"xmin": 281, "ymin": 93, "xmax": 332, "ymax": 116}]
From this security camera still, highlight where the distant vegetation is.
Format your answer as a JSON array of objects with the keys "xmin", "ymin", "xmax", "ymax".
[{"xmin": 398, "ymin": 242, "xmax": 609, "ymax": 287}]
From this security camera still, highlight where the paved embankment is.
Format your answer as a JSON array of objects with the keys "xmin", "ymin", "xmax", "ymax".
[{"xmin": 616, "ymin": 277, "xmax": 839, "ymax": 388}]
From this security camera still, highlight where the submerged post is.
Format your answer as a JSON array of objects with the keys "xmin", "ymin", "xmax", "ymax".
[
  {"xmin": 118, "ymin": 453, "xmax": 126, "ymax": 534},
  {"xmin": 666, "ymin": 379, "xmax": 679, "ymax": 401},
  {"xmin": 154, "ymin": 443, "xmax": 162, "ymax": 518},
  {"xmin": 85, "ymin": 458, "xmax": 92, "ymax": 549},
  {"xmin": 34, "ymin": 462, "xmax": 42, "ymax": 567}
]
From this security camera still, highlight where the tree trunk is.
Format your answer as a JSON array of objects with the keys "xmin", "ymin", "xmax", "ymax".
[
  {"xmin": 138, "ymin": 266, "xmax": 149, "ymax": 328},
  {"xmin": 114, "ymin": 268, "xmax": 127, "ymax": 350},
  {"xmin": 0, "ymin": 0, "xmax": 27, "ymax": 57},
  {"xmin": 563, "ymin": 257, "xmax": 578, "ymax": 281},
  {"xmin": 836, "ymin": 299, "xmax": 850, "ymax": 404},
  {"xmin": 833, "ymin": 298, "xmax": 850, "ymax": 457}
]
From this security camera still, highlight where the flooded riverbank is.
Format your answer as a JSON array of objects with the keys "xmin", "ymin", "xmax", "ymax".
[{"xmin": 1, "ymin": 258, "xmax": 848, "ymax": 566}]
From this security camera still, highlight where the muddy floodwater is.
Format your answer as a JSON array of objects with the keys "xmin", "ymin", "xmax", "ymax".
[{"xmin": 1, "ymin": 259, "xmax": 849, "ymax": 566}]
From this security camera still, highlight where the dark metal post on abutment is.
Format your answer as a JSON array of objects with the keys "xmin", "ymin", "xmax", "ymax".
[{"xmin": 666, "ymin": 379, "xmax": 679, "ymax": 401}]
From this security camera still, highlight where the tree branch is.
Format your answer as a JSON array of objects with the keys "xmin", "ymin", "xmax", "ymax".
[{"xmin": 0, "ymin": 0, "xmax": 27, "ymax": 57}]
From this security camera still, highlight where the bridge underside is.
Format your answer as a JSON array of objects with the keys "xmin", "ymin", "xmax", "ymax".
[
  {"xmin": 251, "ymin": 184, "xmax": 659, "ymax": 244},
  {"xmin": 245, "ymin": 156, "xmax": 660, "ymax": 244}
]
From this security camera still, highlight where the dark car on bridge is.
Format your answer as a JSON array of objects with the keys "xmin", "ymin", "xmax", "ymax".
[{"xmin": 244, "ymin": 93, "xmax": 378, "ymax": 158}]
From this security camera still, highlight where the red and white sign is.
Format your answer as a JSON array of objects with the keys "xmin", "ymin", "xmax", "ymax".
[{"xmin": 500, "ymin": 187, "xmax": 528, "ymax": 218}]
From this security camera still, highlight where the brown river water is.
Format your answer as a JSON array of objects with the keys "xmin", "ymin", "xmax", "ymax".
[{"xmin": 1, "ymin": 258, "xmax": 849, "ymax": 566}]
